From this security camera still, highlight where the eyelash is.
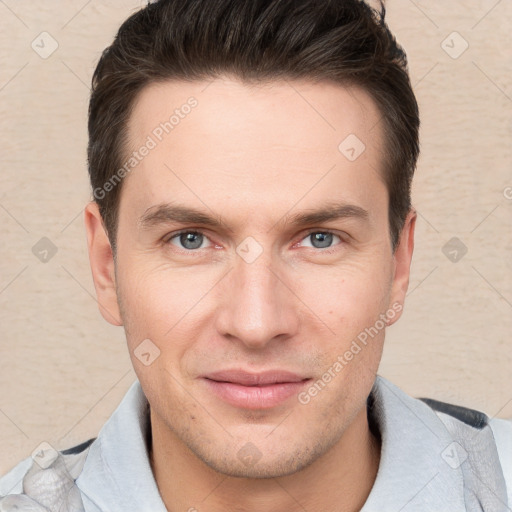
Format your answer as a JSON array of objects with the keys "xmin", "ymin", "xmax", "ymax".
[
  {"xmin": 164, "ymin": 230, "xmax": 218, "ymax": 253},
  {"xmin": 295, "ymin": 230, "xmax": 345, "ymax": 252},
  {"xmin": 164, "ymin": 229, "xmax": 345, "ymax": 254}
]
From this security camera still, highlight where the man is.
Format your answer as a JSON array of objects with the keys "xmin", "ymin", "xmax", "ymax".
[{"xmin": 1, "ymin": 0, "xmax": 511, "ymax": 510}]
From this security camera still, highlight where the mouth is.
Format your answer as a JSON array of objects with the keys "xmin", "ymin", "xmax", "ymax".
[{"xmin": 201, "ymin": 369, "xmax": 312, "ymax": 410}]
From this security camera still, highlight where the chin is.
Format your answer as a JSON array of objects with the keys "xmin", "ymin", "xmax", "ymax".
[{"xmin": 188, "ymin": 437, "xmax": 329, "ymax": 479}]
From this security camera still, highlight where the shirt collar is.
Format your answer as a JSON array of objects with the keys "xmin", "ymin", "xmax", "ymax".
[
  {"xmin": 362, "ymin": 376, "xmax": 466, "ymax": 511},
  {"xmin": 76, "ymin": 379, "xmax": 167, "ymax": 512},
  {"xmin": 77, "ymin": 376, "xmax": 466, "ymax": 511}
]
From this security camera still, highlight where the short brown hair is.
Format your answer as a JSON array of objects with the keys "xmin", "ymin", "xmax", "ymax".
[{"xmin": 88, "ymin": 0, "xmax": 419, "ymax": 253}]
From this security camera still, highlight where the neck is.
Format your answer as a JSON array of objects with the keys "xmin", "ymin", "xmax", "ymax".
[{"xmin": 150, "ymin": 404, "xmax": 380, "ymax": 512}]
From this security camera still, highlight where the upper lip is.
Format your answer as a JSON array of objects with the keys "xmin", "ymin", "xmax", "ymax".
[{"xmin": 203, "ymin": 369, "xmax": 310, "ymax": 386}]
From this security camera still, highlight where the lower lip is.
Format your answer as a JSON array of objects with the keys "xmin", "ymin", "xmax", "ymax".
[{"xmin": 203, "ymin": 378, "xmax": 311, "ymax": 409}]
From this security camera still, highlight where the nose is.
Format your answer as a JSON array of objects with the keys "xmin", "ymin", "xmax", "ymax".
[{"xmin": 215, "ymin": 247, "xmax": 300, "ymax": 350}]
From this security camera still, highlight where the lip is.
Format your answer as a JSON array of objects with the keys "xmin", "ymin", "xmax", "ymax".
[{"xmin": 201, "ymin": 369, "xmax": 311, "ymax": 409}]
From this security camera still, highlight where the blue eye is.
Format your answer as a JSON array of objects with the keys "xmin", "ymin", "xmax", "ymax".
[
  {"xmin": 301, "ymin": 231, "xmax": 342, "ymax": 250},
  {"xmin": 168, "ymin": 231, "xmax": 210, "ymax": 250}
]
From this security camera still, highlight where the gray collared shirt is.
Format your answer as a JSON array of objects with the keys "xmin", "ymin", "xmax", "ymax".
[{"xmin": 2, "ymin": 375, "xmax": 511, "ymax": 511}]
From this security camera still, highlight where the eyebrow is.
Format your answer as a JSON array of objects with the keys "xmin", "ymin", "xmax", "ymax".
[
  {"xmin": 139, "ymin": 204, "xmax": 230, "ymax": 231},
  {"xmin": 139, "ymin": 201, "xmax": 369, "ymax": 232},
  {"xmin": 282, "ymin": 202, "xmax": 369, "ymax": 228}
]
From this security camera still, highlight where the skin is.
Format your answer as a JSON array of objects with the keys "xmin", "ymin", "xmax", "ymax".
[{"xmin": 85, "ymin": 77, "xmax": 416, "ymax": 512}]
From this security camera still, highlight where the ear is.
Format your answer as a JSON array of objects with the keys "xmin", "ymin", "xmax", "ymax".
[
  {"xmin": 387, "ymin": 209, "xmax": 416, "ymax": 326},
  {"xmin": 84, "ymin": 202, "xmax": 123, "ymax": 326}
]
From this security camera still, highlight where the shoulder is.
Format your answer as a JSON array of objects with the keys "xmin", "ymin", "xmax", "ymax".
[
  {"xmin": 0, "ymin": 456, "xmax": 33, "ymax": 496},
  {"xmin": 419, "ymin": 395, "xmax": 512, "ymax": 505},
  {"xmin": 489, "ymin": 417, "xmax": 512, "ymax": 497},
  {"xmin": 0, "ymin": 438, "xmax": 95, "ymax": 509}
]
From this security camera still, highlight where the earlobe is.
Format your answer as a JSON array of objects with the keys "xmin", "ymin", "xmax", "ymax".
[
  {"xmin": 387, "ymin": 209, "xmax": 416, "ymax": 326},
  {"xmin": 84, "ymin": 202, "xmax": 123, "ymax": 326}
]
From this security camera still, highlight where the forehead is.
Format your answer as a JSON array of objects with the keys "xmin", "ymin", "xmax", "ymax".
[
  {"xmin": 121, "ymin": 77, "xmax": 386, "ymax": 224},
  {"xmin": 127, "ymin": 77, "xmax": 383, "ymax": 155}
]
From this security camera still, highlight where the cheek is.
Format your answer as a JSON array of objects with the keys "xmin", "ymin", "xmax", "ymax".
[
  {"xmin": 116, "ymin": 263, "xmax": 205, "ymax": 398},
  {"xmin": 116, "ymin": 261, "xmax": 203, "ymax": 345},
  {"xmin": 296, "ymin": 256, "xmax": 393, "ymax": 333}
]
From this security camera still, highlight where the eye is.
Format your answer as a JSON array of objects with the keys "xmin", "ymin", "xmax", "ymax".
[
  {"xmin": 299, "ymin": 231, "xmax": 343, "ymax": 250},
  {"xmin": 167, "ymin": 230, "xmax": 212, "ymax": 251}
]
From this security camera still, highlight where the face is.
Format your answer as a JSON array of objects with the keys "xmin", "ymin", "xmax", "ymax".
[{"xmin": 85, "ymin": 77, "xmax": 415, "ymax": 478}]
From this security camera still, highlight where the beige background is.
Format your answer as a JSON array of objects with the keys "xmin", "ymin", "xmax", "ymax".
[{"xmin": 1, "ymin": 0, "xmax": 511, "ymax": 476}]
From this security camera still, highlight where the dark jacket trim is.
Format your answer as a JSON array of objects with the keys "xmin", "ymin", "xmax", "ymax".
[
  {"xmin": 419, "ymin": 398, "xmax": 488, "ymax": 430},
  {"xmin": 60, "ymin": 437, "xmax": 96, "ymax": 455}
]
